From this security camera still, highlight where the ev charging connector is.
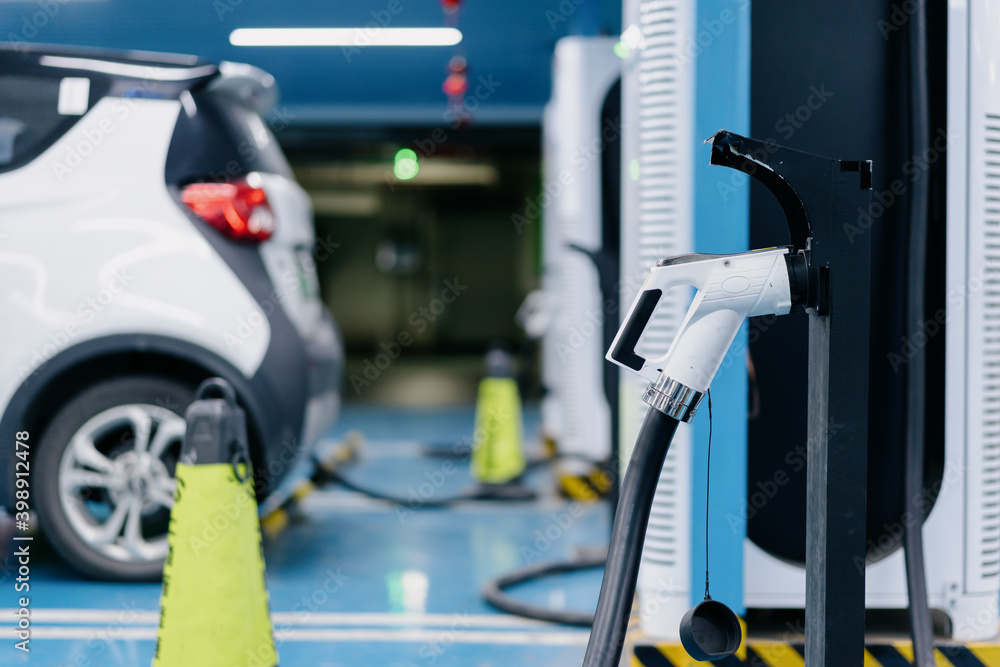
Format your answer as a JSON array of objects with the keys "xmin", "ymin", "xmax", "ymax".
[{"xmin": 608, "ymin": 247, "xmax": 794, "ymax": 422}]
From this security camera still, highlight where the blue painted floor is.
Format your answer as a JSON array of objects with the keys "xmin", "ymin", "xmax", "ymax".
[{"xmin": 0, "ymin": 405, "xmax": 609, "ymax": 666}]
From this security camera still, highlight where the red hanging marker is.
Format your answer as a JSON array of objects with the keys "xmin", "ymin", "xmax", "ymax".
[{"xmin": 443, "ymin": 73, "xmax": 468, "ymax": 97}]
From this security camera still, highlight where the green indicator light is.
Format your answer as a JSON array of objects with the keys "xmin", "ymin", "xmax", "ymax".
[
  {"xmin": 393, "ymin": 148, "xmax": 419, "ymax": 180},
  {"xmin": 629, "ymin": 159, "xmax": 640, "ymax": 181},
  {"xmin": 613, "ymin": 41, "xmax": 630, "ymax": 59}
]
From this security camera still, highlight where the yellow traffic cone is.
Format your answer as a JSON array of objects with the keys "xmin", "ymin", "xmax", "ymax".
[
  {"xmin": 471, "ymin": 349, "xmax": 526, "ymax": 485},
  {"xmin": 154, "ymin": 379, "xmax": 276, "ymax": 667}
]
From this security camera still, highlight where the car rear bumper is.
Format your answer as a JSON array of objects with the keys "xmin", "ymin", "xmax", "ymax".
[
  {"xmin": 301, "ymin": 311, "xmax": 343, "ymax": 449},
  {"xmin": 249, "ymin": 305, "xmax": 343, "ymax": 494}
]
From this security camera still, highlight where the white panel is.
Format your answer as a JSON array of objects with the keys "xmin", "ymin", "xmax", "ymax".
[
  {"xmin": 540, "ymin": 100, "xmax": 564, "ymax": 443},
  {"xmin": 546, "ymin": 37, "xmax": 621, "ymax": 464},
  {"xmin": 964, "ymin": 0, "xmax": 1000, "ymax": 593},
  {"xmin": 620, "ymin": 0, "xmax": 696, "ymax": 639}
]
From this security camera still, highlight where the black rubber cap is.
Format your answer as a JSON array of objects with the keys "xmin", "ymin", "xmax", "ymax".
[{"xmin": 679, "ymin": 598, "xmax": 742, "ymax": 661}]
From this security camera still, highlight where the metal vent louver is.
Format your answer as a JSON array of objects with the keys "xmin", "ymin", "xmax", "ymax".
[
  {"xmin": 628, "ymin": 0, "xmax": 693, "ymax": 572},
  {"xmin": 976, "ymin": 113, "xmax": 1000, "ymax": 580}
]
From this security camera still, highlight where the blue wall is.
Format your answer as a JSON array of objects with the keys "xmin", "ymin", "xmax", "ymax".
[
  {"xmin": 1, "ymin": 0, "xmax": 621, "ymax": 126},
  {"xmin": 689, "ymin": 0, "xmax": 751, "ymax": 614}
]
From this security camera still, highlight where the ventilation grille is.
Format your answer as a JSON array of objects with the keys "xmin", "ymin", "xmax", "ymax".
[
  {"xmin": 561, "ymin": 253, "xmax": 598, "ymax": 443},
  {"xmin": 633, "ymin": 0, "xmax": 691, "ymax": 570},
  {"xmin": 644, "ymin": 453, "xmax": 681, "ymax": 566},
  {"xmin": 977, "ymin": 113, "xmax": 1000, "ymax": 580},
  {"xmin": 636, "ymin": 0, "xmax": 685, "ymax": 365}
]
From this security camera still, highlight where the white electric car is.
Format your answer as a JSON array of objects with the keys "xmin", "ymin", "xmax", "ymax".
[{"xmin": 0, "ymin": 45, "xmax": 343, "ymax": 580}]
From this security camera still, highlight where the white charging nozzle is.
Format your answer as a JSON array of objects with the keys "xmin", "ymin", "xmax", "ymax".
[{"xmin": 607, "ymin": 247, "xmax": 794, "ymax": 421}]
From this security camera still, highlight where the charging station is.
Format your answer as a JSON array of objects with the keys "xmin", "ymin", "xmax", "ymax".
[
  {"xmin": 743, "ymin": 0, "xmax": 1000, "ymax": 643},
  {"xmin": 615, "ymin": 0, "xmax": 1000, "ymax": 660},
  {"xmin": 538, "ymin": 36, "xmax": 622, "ymax": 492}
]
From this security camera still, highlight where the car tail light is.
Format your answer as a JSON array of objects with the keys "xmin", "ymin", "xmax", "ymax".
[{"xmin": 181, "ymin": 177, "xmax": 275, "ymax": 242}]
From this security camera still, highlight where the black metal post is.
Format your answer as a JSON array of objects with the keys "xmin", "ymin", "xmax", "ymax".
[
  {"xmin": 805, "ymin": 164, "xmax": 872, "ymax": 665},
  {"xmin": 709, "ymin": 132, "xmax": 873, "ymax": 666}
]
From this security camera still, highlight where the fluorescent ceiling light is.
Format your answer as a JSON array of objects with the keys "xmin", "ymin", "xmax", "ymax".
[{"xmin": 229, "ymin": 27, "xmax": 462, "ymax": 47}]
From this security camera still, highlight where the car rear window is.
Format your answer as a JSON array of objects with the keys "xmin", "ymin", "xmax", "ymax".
[
  {"xmin": 218, "ymin": 99, "xmax": 293, "ymax": 179},
  {"xmin": 165, "ymin": 91, "xmax": 293, "ymax": 185},
  {"xmin": 0, "ymin": 73, "xmax": 96, "ymax": 172}
]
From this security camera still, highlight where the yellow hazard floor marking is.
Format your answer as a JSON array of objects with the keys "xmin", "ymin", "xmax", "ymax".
[
  {"xmin": 659, "ymin": 645, "xmax": 715, "ymax": 666},
  {"xmin": 559, "ymin": 474, "xmax": 602, "ymax": 501},
  {"xmin": 634, "ymin": 642, "xmax": 1000, "ymax": 667},
  {"xmin": 893, "ymin": 643, "xmax": 956, "ymax": 667},
  {"xmin": 970, "ymin": 645, "xmax": 1000, "ymax": 666},
  {"xmin": 751, "ymin": 642, "xmax": 806, "ymax": 667},
  {"xmin": 292, "ymin": 480, "xmax": 315, "ymax": 501},
  {"xmin": 260, "ymin": 510, "xmax": 289, "ymax": 539},
  {"xmin": 736, "ymin": 617, "xmax": 748, "ymax": 661}
]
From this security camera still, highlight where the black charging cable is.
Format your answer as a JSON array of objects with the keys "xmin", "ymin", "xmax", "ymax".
[{"xmin": 903, "ymin": 0, "xmax": 935, "ymax": 664}]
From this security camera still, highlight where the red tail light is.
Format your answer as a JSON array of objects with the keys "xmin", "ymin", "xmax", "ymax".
[{"xmin": 182, "ymin": 177, "xmax": 275, "ymax": 242}]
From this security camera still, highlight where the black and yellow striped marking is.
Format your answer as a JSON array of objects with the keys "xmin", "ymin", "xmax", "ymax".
[
  {"xmin": 632, "ymin": 640, "xmax": 1000, "ymax": 666},
  {"xmin": 260, "ymin": 480, "xmax": 315, "ymax": 539},
  {"xmin": 260, "ymin": 434, "xmax": 362, "ymax": 539},
  {"xmin": 558, "ymin": 469, "xmax": 614, "ymax": 501}
]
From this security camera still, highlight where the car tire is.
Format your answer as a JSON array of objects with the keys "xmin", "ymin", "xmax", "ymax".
[{"xmin": 34, "ymin": 375, "xmax": 195, "ymax": 581}]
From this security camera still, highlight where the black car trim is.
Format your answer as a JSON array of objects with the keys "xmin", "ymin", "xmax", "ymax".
[
  {"xmin": 0, "ymin": 51, "xmax": 217, "ymax": 174},
  {"xmin": 0, "ymin": 333, "xmax": 285, "ymax": 507}
]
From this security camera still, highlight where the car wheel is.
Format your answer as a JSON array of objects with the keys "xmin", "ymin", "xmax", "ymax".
[{"xmin": 34, "ymin": 376, "xmax": 195, "ymax": 581}]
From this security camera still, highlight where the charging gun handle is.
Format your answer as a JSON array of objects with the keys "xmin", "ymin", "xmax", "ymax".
[{"xmin": 607, "ymin": 248, "xmax": 793, "ymax": 407}]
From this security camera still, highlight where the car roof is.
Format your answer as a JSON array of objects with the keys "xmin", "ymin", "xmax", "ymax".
[
  {"xmin": 0, "ymin": 42, "xmax": 214, "ymax": 71},
  {"xmin": 0, "ymin": 44, "xmax": 278, "ymax": 112}
]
